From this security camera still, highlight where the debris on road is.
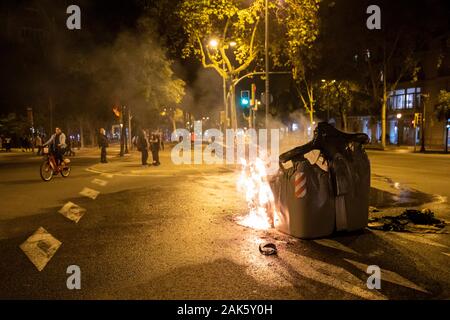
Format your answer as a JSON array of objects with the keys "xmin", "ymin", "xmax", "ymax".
[
  {"xmin": 259, "ymin": 243, "xmax": 278, "ymax": 256},
  {"xmin": 368, "ymin": 208, "xmax": 447, "ymax": 233}
]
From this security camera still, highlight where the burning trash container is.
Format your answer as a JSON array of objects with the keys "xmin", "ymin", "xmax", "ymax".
[{"xmin": 272, "ymin": 122, "xmax": 370, "ymax": 239}]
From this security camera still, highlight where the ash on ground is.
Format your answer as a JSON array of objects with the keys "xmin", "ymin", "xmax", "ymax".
[{"xmin": 368, "ymin": 208, "xmax": 448, "ymax": 233}]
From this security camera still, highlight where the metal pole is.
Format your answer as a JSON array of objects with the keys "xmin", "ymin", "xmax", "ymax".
[
  {"xmin": 128, "ymin": 106, "xmax": 132, "ymax": 150},
  {"xmin": 265, "ymin": 0, "xmax": 270, "ymax": 129},
  {"xmin": 420, "ymin": 96, "xmax": 427, "ymax": 152}
]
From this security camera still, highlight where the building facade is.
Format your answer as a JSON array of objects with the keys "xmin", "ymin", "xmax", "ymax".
[{"xmin": 346, "ymin": 36, "xmax": 450, "ymax": 151}]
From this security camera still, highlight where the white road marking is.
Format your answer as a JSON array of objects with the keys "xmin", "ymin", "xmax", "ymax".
[
  {"xmin": 344, "ymin": 259, "xmax": 429, "ymax": 294},
  {"xmin": 58, "ymin": 202, "xmax": 86, "ymax": 223},
  {"xmin": 281, "ymin": 252, "xmax": 386, "ymax": 300},
  {"xmin": 91, "ymin": 178, "xmax": 108, "ymax": 187},
  {"xmin": 100, "ymin": 173, "xmax": 114, "ymax": 179},
  {"xmin": 442, "ymin": 252, "xmax": 450, "ymax": 257},
  {"xmin": 80, "ymin": 187, "xmax": 100, "ymax": 200},
  {"xmin": 314, "ymin": 239, "xmax": 359, "ymax": 255},
  {"xmin": 393, "ymin": 233, "xmax": 449, "ymax": 249},
  {"xmin": 20, "ymin": 227, "xmax": 62, "ymax": 272}
]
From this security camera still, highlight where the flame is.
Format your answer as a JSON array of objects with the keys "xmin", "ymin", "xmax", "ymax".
[{"xmin": 236, "ymin": 158, "xmax": 277, "ymax": 230}]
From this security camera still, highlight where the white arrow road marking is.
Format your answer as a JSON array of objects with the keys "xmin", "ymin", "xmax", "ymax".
[
  {"xmin": 344, "ymin": 259, "xmax": 429, "ymax": 294},
  {"xmin": 314, "ymin": 239, "xmax": 359, "ymax": 255},
  {"xmin": 80, "ymin": 187, "xmax": 100, "ymax": 200},
  {"xmin": 100, "ymin": 173, "xmax": 114, "ymax": 179},
  {"xmin": 91, "ymin": 178, "xmax": 108, "ymax": 187},
  {"xmin": 393, "ymin": 233, "xmax": 449, "ymax": 249},
  {"xmin": 58, "ymin": 202, "xmax": 86, "ymax": 223},
  {"xmin": 20, "ymin": 227, "xmax": 62, "ymax": 272},
  {"xmin": 280, "ymin": 252, "xmax": 386, "ymax": 300}
]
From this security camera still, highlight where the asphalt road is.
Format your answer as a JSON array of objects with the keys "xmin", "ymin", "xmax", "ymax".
[{"xmin": 0, "ymin": 148, "xmax": 449, "ymax": 299}]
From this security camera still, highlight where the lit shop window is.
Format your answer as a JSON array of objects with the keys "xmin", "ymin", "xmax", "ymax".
[{"xmin": 388, "ymin": 88, "xmax": 421, "ymax": 110}]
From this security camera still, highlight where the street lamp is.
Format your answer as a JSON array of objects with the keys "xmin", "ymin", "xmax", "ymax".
[
  {"xmin": 209, "ymin": 38, "xmax": 219, "ymax": 49},
  {"xmin": 396, "ymin": 113, "xmax": 402, "ymax": 119},
  {"xmin": 229, "ymin": 41, "xmax": 237, "ymax": 47}
]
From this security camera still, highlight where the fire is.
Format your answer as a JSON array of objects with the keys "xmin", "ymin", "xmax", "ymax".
[{"xmin": 236, "ymin": 158, "xmax": 277, "ymax": 230}]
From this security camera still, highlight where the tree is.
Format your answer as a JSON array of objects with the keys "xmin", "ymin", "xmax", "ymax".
[
  {"xmin": 342, "ymin": 0, "xmax": 446, "ymax": 148},
  {"xmin": 436, "ymin": 90, "xmax": 450, "ymax": 153},
  {"xmin": 177, "ymin": 0, "xmax": 264, "ymax": 129},
  {"xmin": 271, "ymin": 0, "xmax": 321, "ymax": 127},
  {"xmin": 81, "ymin": 19, "xmax": 185, "ymax": 130},
  {"xmin": 319, "ymin": 80, "xmax": 356, "ymax": 131}
]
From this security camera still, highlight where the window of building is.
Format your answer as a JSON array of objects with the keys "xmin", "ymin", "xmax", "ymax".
[{"xmin": 388, "ymin": 87, "xmax": 421, "ymax": 110}]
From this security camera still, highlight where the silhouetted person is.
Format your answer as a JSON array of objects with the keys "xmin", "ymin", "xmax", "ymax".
[
  {"xmin": 137, "ymin": 129, "xmax": 150, "ymax": 167},
  {"xmin": 98, "ymin": 128, "xmax": 109, "ymax": 163},
  {"xmin": 150, "ymin": 133, "xmax": 160, "ymax": 166}
]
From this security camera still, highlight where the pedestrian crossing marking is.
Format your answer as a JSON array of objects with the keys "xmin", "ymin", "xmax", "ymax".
[
  {"xmin": 344, "ymin": 259, "xmax": 429, "ymax": 294},
  {"xmin": 80, "ymin": 187, "xmax": 100, "ymax": 200},
  {"xmin": 58, "ymin": 201, "xmax": 86, "ymax": 223},
  {"xmin": 393, "ymin": 233, "xmax": 449, "ymax": 249},
  {"xmin": 281, "ymin": 252, "xmax": 386, "ymax": 300},
  {"xmin": 314, "ymin": 239, "xmax": 359, "ymax": 255},
  {"xmin": 20, "ymin": 227, "xmax": 62, "ymax": 272},
  {"xmin": 91, "ymin": 178, "xmax": 108, "ymax": 187}
]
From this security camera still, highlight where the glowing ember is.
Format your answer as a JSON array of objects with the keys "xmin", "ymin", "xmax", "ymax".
[{"xmin": 236, "ymin": 158, "xmax": 277, "ymax": 230}]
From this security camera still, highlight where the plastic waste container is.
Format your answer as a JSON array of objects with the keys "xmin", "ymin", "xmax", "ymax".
[
  {"xmin": 272, "ymin": 158, "xmax": 335, "ymax": 239},
  {"xmin": 274, "ymin": 122, "xmax": 370, "ymax": 239}
]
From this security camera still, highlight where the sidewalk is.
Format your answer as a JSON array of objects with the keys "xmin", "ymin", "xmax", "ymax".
[{"xmin": 366, "ymin": 144, "xmax": 449, "ymax": 154}]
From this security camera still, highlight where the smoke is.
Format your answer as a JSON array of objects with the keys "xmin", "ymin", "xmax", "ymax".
[
  {"xmin": 265, "ymin": 110, "xmax": 318, "ymax": 155},
  {"xmin": 181, "ymin": 68, "xmax": 223, "ymax": 121}
]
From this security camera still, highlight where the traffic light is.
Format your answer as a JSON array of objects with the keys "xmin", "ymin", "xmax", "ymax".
[
  {"xmin": 250, "ymin": 84, "xmax": 256, "ymax": 107},
  {"xmin": 240, "ymin": 90, "xmax": 250, "ymax": 108},
  {"xmin": 414, "ymin": 113, "xmax": 423, "ymax": 127}
]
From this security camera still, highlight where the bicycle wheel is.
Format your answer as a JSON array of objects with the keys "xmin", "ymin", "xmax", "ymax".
[
  {"xmin": 40, "ymin": 161, "xmax": 53, "ymax": 181},
  {"xmin": 61, "ymin": 165, "xmax": 71, "ymax": 178}
]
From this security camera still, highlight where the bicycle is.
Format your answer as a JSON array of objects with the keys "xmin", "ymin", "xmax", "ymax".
[{"xmin": 40, "ymin": 147, "xmax": 71, "ymax": 181}]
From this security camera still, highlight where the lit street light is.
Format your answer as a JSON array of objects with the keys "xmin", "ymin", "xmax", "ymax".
[{"xmin": 209, "ymin": 38, "xmax": 219, "ymax": 49}]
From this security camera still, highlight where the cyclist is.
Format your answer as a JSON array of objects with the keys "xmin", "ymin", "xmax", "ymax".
[{"xmin": 43, "ymin": 127, "xmax": 67, "ymax": 166}]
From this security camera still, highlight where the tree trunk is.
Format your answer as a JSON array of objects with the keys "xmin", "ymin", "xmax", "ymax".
[
  {"xmin": 340, "ymin": 110, "xmax": 348, "ymax": 131},
  {"xmin": 171, "ymin": 117, "xmax": 177, "ymax": 133},
  {"xmin": 79, "ymin": 118, "xmax": 84, "ymax": 149},
  {"xmin": 230, "ymin": 83, "xmax": 238, "ymax": 130}
]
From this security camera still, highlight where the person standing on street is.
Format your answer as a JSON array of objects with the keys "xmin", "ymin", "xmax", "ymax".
[
  {"xmin": 98, "ymin": 128, "xmax": 109, "ymax": 163},
  {"xmin": 150, "ymin": 132, "xmax": 161, "ymax": 166},
  {"xmin": 35, "ymin": 135, "xmax": 43, "ymax": 156},
  {"xmin": 137, "ymin": 129, "xmax": 150, "ymax": 167},
  {"xmin": 159, "ymin": 131, "xmax": 165, "ymax": 151},
  {"xmin": 5, "ymin": 136, "xmax": 12, "ymax": 152}
]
